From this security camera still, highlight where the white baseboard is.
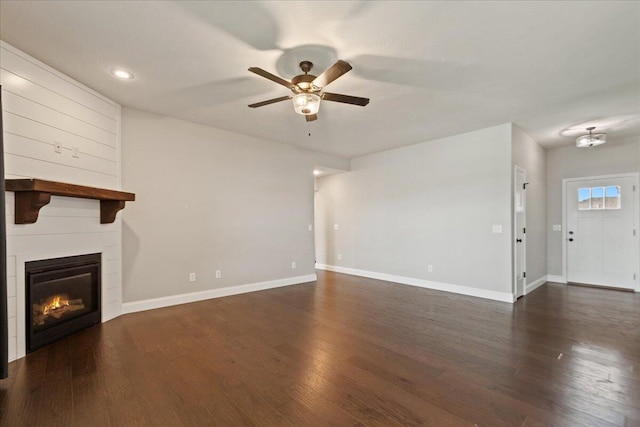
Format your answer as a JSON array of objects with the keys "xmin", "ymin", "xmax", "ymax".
[
  {"xmin": 545, "ymin": 274, "xmax": 640, "ymax": 290},
  {"xmin": 122, "ymin": 274, "xmax": 317, "ymax": 314},
  {"xmin": 315, "ymin": 264, "xmax": 514, "ymax": 303},
  {"xmin": 546, "ymin": 274, "xmax": 567, "ymax": 284},
  {"xmin": 525, "ymin": 276, "xmax": 547, "ymax": 294}
]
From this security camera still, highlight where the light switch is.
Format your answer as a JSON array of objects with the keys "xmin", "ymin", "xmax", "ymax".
[
  {"xmin": 492, "ymin": 225, "xmax": 503, "ymax": 233},
  {"xmin": 553, "ymin": 224, "xmax": 562, "ymax": 231},
  {"xmin": 334, "ymin": 224, "xmax": 339, "ymax": 230}
]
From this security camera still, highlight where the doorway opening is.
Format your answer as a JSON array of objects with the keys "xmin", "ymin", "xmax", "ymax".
[
  {"xmin": 312, "ymin": 166, "xmax": 347, "ymax": 269},
  {"xmin": 514, "ymin": 166, "xmax": 526, "ymax": 299}
]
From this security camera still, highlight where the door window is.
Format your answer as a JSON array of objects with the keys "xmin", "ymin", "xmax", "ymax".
[{"xmin": 578, "ymin": 186, "xmax": 621, "ymax": 210}]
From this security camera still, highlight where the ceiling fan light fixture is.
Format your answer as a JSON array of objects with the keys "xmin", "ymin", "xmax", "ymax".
[
  {"xmin": 292, "ymin": 93, "xmax": 321, "ymax": 115},
  {"xmin": 576, "ymin": 126, "xmax": 606, "ymax": 148}
]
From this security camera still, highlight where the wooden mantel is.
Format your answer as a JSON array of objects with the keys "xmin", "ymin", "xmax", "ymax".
[{"xmin": 5, "ymin": 179, "xmax": 135, "ymax": 224}]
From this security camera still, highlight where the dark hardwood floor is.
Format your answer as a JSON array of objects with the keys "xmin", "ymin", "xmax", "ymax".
[{"xmin": 1, "ymin": 270, "xmax": 639, "ymax": 426}]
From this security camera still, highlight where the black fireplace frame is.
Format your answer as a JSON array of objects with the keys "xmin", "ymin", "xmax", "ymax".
[{"xmin": 26, "ymin": 253, "xmax": 101, "ymax": 352}]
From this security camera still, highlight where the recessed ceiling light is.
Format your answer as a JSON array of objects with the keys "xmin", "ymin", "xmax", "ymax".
[
  {"xmin": 110, "ymin": 68, "xmax": 134, "ymax": 80},
  {"xmin": 313, "ymin": 170, "xmax": 321, "ymax": 176}
]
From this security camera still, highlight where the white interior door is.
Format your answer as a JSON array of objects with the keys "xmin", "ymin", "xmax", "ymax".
[
  {"xmin": 514, "ymin": 167, "xmax": 526, "ymax": 298},
  {"xmin": 566, "ymin": 175, "xmax": 638, "ymax": 289}
]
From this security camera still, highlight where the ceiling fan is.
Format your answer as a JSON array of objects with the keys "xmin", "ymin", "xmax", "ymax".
[{"xmin": 248, "ymin": 60, "xmax": 369, "ymax": 122}]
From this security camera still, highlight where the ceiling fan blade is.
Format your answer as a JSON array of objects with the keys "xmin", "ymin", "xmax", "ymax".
[
  {"xmin": 322, "ymin": 92, "xmax": 370, "ymax": 106},
  {"xmin": 305, "ymin": 114, "xmax": 318, "ymax": 122},
  {"xmin": 248, "ymin": 67, "xmax": 294, "ymax": 89},
  {"xmin": 248, "ymin": 95, "xmax": 291, "ymax": 108},
  {"xmin": 312, "ymin": 60, "xmax": 353, "ymax": 88}
]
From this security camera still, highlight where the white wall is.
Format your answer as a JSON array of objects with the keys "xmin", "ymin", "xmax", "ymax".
[
  {"xmin": 512, "ymin": 125, "xmax": 547, "ymax": 286},
  {"xmin": 546, "ymin": 137, "xmax": 640, "ymax": 277},
  {"xmin": 315, "ymin": 123, "xmax": 514, "ymax": 301},
  {"xmin": 121, "ymin": 108, "xmax": 348, "ymax": 306},
  {"xmin": 1, "ymin": 42, "xmax": 122, "ymax": 361}
]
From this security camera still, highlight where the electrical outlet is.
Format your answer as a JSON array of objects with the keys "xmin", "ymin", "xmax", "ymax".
[
  {"xmin": 337, "ymin": 254, "xmax": 342, "ymax": 260},
  {"xmin": 492, "ymin": 225, "xmax": 503, "ymax": 233},
  {"xmin": 72, "ymin": 146, "xmax": 80, "ymax": 158},
  {"xmin": 553, "ymin": 224, "xmax": 562, "ymax": 231},
  {"xmin": 291, "ymin": 262, "xmax": 297, "ymax": 269},
  {"xmin": 189, "ymin": 273, "xmax": 196, "ymax": 282},
  {"xmin": 215, "ymin": 270, "xmax": 221, "ymax": 279},
  {"xmin": 54, "ymin": 142, "xmax": 62, "ymax": 154},
  {"xmin": 334, "ymin": 224, "xmax": 339, "ymax": 230},
  {"xmin": 427, "ymin": 265, "xmax": 433, "ymax": 273},
  {"xmin": 308, "ymin": 224, "xmax": 313, "ymax": 231}
]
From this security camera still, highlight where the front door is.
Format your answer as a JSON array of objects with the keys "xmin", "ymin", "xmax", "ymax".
[{"xmin": 566, "ymin": 175, "xmax": 638, "ymax": 289}]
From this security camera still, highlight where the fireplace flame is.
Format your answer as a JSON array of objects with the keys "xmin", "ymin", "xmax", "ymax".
[
  {"xmin": 42, "ymin": 294, "xmax": 70, "ymax": 315},
  {"xmin": 33, "ymin": 294, "xmax": 85, "ymax": 327}
]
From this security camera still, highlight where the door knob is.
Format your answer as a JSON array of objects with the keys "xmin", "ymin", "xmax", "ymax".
[
  {"xmin": 569, "ymin": 231, "xmax": 574, "ymax": 235},
  {"xmin": 568, "ymin": 238, "xmax": 574, "ymax": 242}
]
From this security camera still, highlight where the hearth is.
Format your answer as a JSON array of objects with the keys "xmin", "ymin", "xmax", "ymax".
[{"xmin": 26, "ymin": 253, "xmax": 101, "ymax": 352}]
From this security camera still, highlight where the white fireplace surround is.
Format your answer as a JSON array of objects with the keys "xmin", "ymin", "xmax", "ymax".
[
  {"xmin": 14, "ymin": 249, "xmax": 119, "ymax": 359},
  {"xmin": 2, "ymin": 41, "xmax": 124, "ymax": 361}
]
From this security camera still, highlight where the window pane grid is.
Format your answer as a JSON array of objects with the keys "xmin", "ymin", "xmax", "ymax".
[{"xmin": 578, "ymin": 186, "xmax": 621, "ymax": 210}]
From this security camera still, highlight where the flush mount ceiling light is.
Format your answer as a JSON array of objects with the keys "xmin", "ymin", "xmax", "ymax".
[
  {"xmin": 576, "ymin": 127, "xmax": 606, "ymax": 148},
  {"xmin": 110, "ymin": 68, "xmax": 134, "ymax": 80}
]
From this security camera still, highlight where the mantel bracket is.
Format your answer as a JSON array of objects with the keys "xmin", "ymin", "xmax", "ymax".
[
  {"xmin": 100, "ymin": 200, "xmax": 127, "ymax": 224},
  {"xmin": 14, "ymin": 191, "xmax": 52, "ymax": 224}
]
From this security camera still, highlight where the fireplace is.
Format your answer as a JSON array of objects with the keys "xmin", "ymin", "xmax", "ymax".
[{"xmin": 25, "ymin": 253, "xmax": 101, "ymax": 352}]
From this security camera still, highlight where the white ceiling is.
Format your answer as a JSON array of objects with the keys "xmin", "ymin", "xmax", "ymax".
[{"xmin": 1, "ymin": 1, "xmax": 639, "ymax": 158}]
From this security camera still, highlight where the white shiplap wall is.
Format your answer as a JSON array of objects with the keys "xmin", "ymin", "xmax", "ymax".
[{"xmin": 1, "ymin": 41, "xmax": 123, "ymax": 361}]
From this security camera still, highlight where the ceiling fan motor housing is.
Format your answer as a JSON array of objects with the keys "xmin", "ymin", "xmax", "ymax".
[{"xmin": 291, "ymin": 74, "xmax": 317, "ymax": 91}]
